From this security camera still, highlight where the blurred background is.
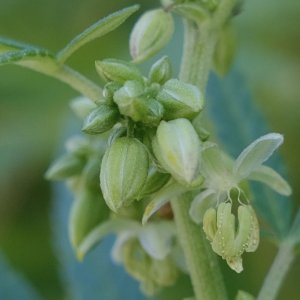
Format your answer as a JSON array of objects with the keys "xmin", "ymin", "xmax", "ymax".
[{"xmin": 0, "ymin": 0, "xmax": 299, "ymax": 299}]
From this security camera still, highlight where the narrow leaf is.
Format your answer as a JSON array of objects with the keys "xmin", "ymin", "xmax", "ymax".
[
  {"xmin": 77, "ymin": 219, "xmax": 140, "ymax": 260},
  {"xmin": 0, "ymin": 48, "xmax": 60, "ymax": 74},
  {"xmin": 57, "ymin": 5, "xmax": 140, "ymax": 62},
  {"xmin": 142, "ymin": 181, "xmax": 186, "ymax": 225},
  {"xmin": 233, "ymin": 133, "xmax": 284, "ymax": 180},
  {"xmin": 248, "ymin": 165, "xmax": 292, "ymax": 196}
]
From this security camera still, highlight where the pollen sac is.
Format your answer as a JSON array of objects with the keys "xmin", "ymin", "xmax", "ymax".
[
  {"xmin": 152, "ymin": 118, "xmax": 201, "ymax": 186},
  {"xmin": 95, "ymin": 58, "xmax": 143, "ymax": 84},
  {"xmin": 203, "ymin": 202, "xmax": 260, "ymax": 273},
  {"xmin": 156, "ymin": 79, "xmax": 204, "ymax": 120},
  {"xmin": 100, "ymin": 137, "xmax": 149, "ymax": 212},
  {"xmin": 149, "ymin": 56, "xmax": 172, "ymax": 85},
  {"xmin": 82, "ymin": 104, "xmax": 119, "ymax": 135},
  {"xmin": 130, "ymin": 9, "xmax": 174, "ymax": 63},
  {"xmin": 113, "ymin": 80, "xmax": 164, "ymax": 126}
]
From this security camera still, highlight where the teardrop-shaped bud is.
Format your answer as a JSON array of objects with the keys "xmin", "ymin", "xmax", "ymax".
[
  {"xmin": 152, "ymin": 119, "xmax": 201, "ymax": 185},
  {"xmin": 138, "ymin": 166, "xmax": 171, "ymax": 199},
  {"xmin": 157, "ymin": 79, "xmax": 204, "ymax": 120},
  {"xmin": 130, "ymin": 9, "xmax": 174, "ymax": 63},
  {"xmin": 114, "ymin": 80, "xmax": 164, "ymax": 126},
  {"xmin": 100, "ymin": 137, "xmax": 149, "ymax": 212},
  {"xmin": 95, "ymin": 58, "xmax": 143, "ymax": 83},
  {"xmin": 149, "ymin": 56, "xmax": 172, "ymax": 85},
  {"xmin": 69, "ymin": 187, "xmax": 110, "ymax": 255},
  {"xmin": 45, "ymin": 153, "xmax": 85, "ymax": 180},
  {"xmin": 82, "ymin": 104, "xmax": 119, "ymax": 134}
]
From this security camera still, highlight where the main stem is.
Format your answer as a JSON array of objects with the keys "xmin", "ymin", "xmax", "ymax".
[
  {"xmin": 173, "ymin": 1, "xmax": 237, "ymax": 299},
  {"xmin": 257, "ymin": 241, "xmax": 295, "ymax": 300}
]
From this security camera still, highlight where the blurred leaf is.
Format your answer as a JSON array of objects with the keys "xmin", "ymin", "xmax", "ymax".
[
  {"xmin": 207, "ymin": 70, "xmax": 293, "ymax": 240},
  {"xmin": 289, "ymin": 208, "xmax": 300, "ymax": 245},
  {"xmin": 0, "ymin": 254, "xmax": 41, "ymax": 300},
  {"xmin": 57, "ymin": 5, "xmax": 140, "ymax": 63}
]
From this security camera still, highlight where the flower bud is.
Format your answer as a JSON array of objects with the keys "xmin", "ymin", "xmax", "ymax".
[
  {"xmin": 157, "ymin": 79, "xmax": 204, "ymax": 120},
  {"xmin": 114, "ymin": 80, "xmax": 164, "ymax": 126},
  {"xmin": 69, "ymin": 187, "xmax": 109, "ymax": 254},
  {"xmin": 152, "ymin": 119, "xmax": 201, "ymax": 185},
  {"xmin": 102, "ymin": 81, "xmax": 122, "ymax": 103},
  {"xmin": 130, "ymin": 9, "xmax": 174, "ymax": 63},
  {"xmin": 82, "ymin": 104, "xmax": 119, "ymax": 134},
  {"xmin": 173, "ymin": 3, "xmax": 210, "ymax": 23},
  {"xmin": 149, "ymin": 56, "xmax": 172, "ymax": 85},
  {"xmin": 100, "ymin": 137, "xmax": 149, "ymax": 212},
  {"xmin": 70, "ymin": 96, "xmax": 97, "ymax": 119},
  {"xmin": 95, "ymin": 58, "xmax": 143, "ymax": 83},
  {"xmin": 138, "ymin": 166, "xmax": 171, "ymax": 199},
  {"xmin": 45, "ymin": 153, "xmax": 85, "ymax": 180}
]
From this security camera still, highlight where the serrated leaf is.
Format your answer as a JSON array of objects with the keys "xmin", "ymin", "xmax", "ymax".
[
  {"xmin": 233, "ymin": 133, "xmax": 284, "ymax": 180},
  {"xmin": 77, "ymin": 219, "xmax": 140, "ymax": 260},
  {"xmin": 142, "ymin": 181, "xmax": 186, "ymax": 225},
  {"xmin": 139, "ymin": 222, "xmax": 175, "ymax": 260},
  {"xmin": 57, "ymin": 5, "xmax": 139, "ymax": 62},
  {"xmin": 0, "ymin": 48, "xmax": 60, "ymax": 74},
  {"xmin": 248, "ymin": 165, "xmax": 292, "ymax": 196}
]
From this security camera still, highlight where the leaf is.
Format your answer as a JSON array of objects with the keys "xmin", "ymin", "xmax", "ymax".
[
  {"xmin": 289, "ymin": 208, "xmax": 300, "ymax": 245},
  {"xmin": 139, "ymin": 222, "xmax": 175, "ymax": 260},
  {"xmin": 207, "ymin": 70, "xmax": 292, "ymax": 239},
  {"xmin": 233, "ymin": 132, "xmax": 284, "ymax": 180},
  {"xmin": 57, "ymin": 5, "xmax": 140, "ymax": 62},
  {"xmin": 0, "ymin": 48, "xmax": 60, "ymax": 74},
  {"xmin": 189, "ymin": 189, "xmax": 217, "ymax": 224},
  {"xmin": 235, "ymin": 290, "xmax": 255, "ymax": 300},
  {"xmin": 142, "ymin": 181, "xmax": 186, "ymax": 225},
  {"xmin": 77, "ymin": 219, "xmax": 140, "ymax": 260},
  {"xmin": 248, "ymin": 165, "xmax": 292, "ymax": 196}
]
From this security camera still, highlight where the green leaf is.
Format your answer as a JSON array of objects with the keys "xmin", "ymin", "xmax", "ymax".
[
  {"xmin": 0, "ymin": 48, "xmax": 60, "ymax": 74},
  {"xmin": 77, "ymin": 219, "xmax": 140, "ymax": 260},
  {"xmin": 57, "ymin": 5, "xmax": 140, "ymax": 63},
  {"xmin": 139, "ymin": 222, "xmax": 175, "ymax": 260},
  {"xmin": 235, "ymin": 290, "xmax": 256, "ymax": 300},
  {"xmin": 289, "ymin": 208, "xmax": 300, "ymax": 245},
  {"xmin": 248, "ymin": 165, "xmax": 292, "ymax": 196},
  {"xmin": 233, "ymin": 133, "xmax": 284, "ymax": 180},
  {"xmin": 142, "ymin": 181, "xmax": 186, "ymax": 225}
]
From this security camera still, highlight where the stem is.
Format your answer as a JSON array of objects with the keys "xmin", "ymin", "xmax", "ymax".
[
  {"xmin": 171, "ymin": 194, "xmax": 228, "ymax": 300},
  {"xmin": 53, "ymin": 66, "xmax": 104, "ymax": 103},
  {"xmin": 257, "ymin": 241, "xmax": 295, "ymax": 300},
  {"xmin": 174, "ymin": 1, "xmax": 237, "ymax": 299}
]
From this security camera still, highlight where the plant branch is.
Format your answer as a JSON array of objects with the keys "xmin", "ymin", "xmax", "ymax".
[{"xmin": 257, "ymin": 241, "xmax": 295, "ymax": 300}]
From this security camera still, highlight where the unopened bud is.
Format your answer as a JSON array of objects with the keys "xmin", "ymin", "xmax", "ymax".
[
  {"xmin": 173, "ymin": 3, "xmax": 210, "ymax": 23},
  {"xmin": 157, "ymin": 79, "xmax": 204, "ymax": 120},
  {"xmin": 153, "ymin": 119, "xmax": 201, "ymax": 185},
  {"xmin": 100, "ymin": 137, "xmax": 149, "ymax": 212},
  {"xmin": 82, "ymin": 104, "xmax": 119, "ymax": 135},
  {"xmin": 149, "ymin": 56, "xmax": 172, "ymax": 85},
  {"xmin": 130, "ymin": 9, "xmax": 174, "ymax": 63},
  {"xmin": 102, "ymin": 81, "xmax": 122, "ymax": 103},
  {"xmin": 95, "ymin": 58, "xmax": 143, "ymax": 83}
]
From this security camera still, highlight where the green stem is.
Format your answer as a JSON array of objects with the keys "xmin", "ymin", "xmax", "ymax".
[
  {"xmin": 171, "ymin": 194, "xmax": 228, "ymax": 300},
  {"xmin": 53, "ymin": 66, "xmax": 104, "ymax": 103},
  {"xmin": 257, "ymin": 241, "xmax": 295, "ymax": 300},
  {"xmin": 174, "ymin": 1, "xmax": 237, "ymax": 299}
]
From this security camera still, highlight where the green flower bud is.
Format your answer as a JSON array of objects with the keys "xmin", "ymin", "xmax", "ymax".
[
  {"xmin": 114, "ymin": 80, "xmax": 164, "ymax": 126},
  {"xmin": 45, "ymin": 153, "xmax": 85, "ymax": 180},
  {"xmin": 70, "ymin": 96, "xmax": 97, "ymax": 119},
  {"xmin": 95, "ymin": 58, "xmax": 143, "ymax": 83},
  {"xmin": 157, "ymin": 79, "xmax": 204, "ymax": 120},
  {"xmin": 138, "ymin": 166, "xmax": 171, "ymax": 199},
  {"xmin": 149, "ymin": 56, "xmax": 172, "ymax": 85},
  {"xmin": 69, "ymin": 187, "xmax": 109, "ymax": 255},
  {"xmin": 153, "ymin": 119, "xmax": 201, "ymax": 185},
  {"xmin": 82, "ymin": 104, "xmax": 119, "ymax": 135},
  {"xmin": 100, "ymin": 137, "xmax": 149, "ymax": 212},
  {"xmin": 130, "ymin": 9, "xmax": 174, "ymax": 63},
  {"xmin": 102, "ymin": 81, "xmax": 122, "ymax": 103},
  {"xmin": 203, "ymin": 202, "xmax": 260, "ymax": 273},
  {"xmin": 173, "ymin": 3, "xmax": 210, "ymax": 23}
]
